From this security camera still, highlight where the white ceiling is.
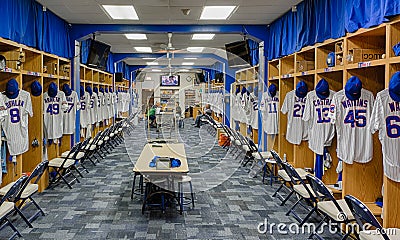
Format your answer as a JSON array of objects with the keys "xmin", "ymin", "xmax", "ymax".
[
  {"xmin": 36, "ymin": 0, "xmax": 301, "ymax": 24},
  {"xmin": 124, "ymin": 57, "xmax": 219, "ymax": 66},
  {"xmin": 36, "ymin": 0, "xmax": 301, "ymax": 66}
]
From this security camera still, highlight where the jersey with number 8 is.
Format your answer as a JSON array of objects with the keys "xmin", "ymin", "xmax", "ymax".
[
  {"xmin": 1, "ymin": 90, "xmax": 33, "ymax": 156},
  {"xmin": 369, "ymin": 89, "xmax": 400, "ymax": 182},
  {"xmin": 329, "ymin": 88, "xmax": 374, "ymax": 164}
]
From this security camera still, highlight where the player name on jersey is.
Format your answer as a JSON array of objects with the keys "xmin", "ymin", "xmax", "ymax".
[
  {"xmin": 44, "ymin": 97, "xmax": 61, "ymax": 103},
  {"xmin": 341, "ymin": 98, "xmax": 369, "ymax": 108},
  {"xmin": 313, "ymin": 98, "xmax": 332, "ymax": 106},
  {"xmin": 388, "ymin": 101, "xmax": 400, "ymax": 112},
  {"xmin": 5, "ymin": 99, "xmax": 25, "ymax": 108}
]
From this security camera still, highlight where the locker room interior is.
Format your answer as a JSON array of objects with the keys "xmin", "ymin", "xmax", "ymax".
[{"xmin": 0, "ymin": 0, "xmax": 399, "ymax": 239}]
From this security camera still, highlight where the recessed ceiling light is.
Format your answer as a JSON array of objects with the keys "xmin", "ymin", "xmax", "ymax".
[
  {"xmin": 135, "ymin": 47, "xmax": 152, "ymax": 53},
  {"xmin": 180, "ymin": 69, "xmax": 190, "ymax": 72},
  {"xmin": 147, "ymin": 62, "xmax": 158, "ymax": 65},
  {"xmin": 182, "ymin": 62, "xmax": 194, "ymax": 66},
  {"xmin": 102, "ymin": 5, "xmax": 139, "ymax": 20},
  {"xmin": 142, "ymin": 57, "xmax": 157, "ymax": 60},
  {"xmin": 152, "ymin": 69, "xmax": 162, "ymax": 72},
  {"xmin": 125, "ymin": 33, "xmax": 147, "ymax": 40},
  {"xmin": 187, "ymin": 47, "xmax": 204, "ymax": 53},
  {"xmin": 184, "ymin": 57, "xmax": 198, "ymax": 60},
  {"xmin": 200, "ymin": 6, "xmax": 236, "ymax": 20},
  {"xmin": 192, "ymin": 34, "xmax": 215, "ymax": 40}
]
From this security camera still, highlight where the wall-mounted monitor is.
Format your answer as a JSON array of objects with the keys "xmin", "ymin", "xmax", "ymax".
[
  {"xmin": 160, "ymin": 75, "xmax": 180, "ymax": 87},
  {"xmin": 86, "ymin": 39, "xmax": 111, "ymax": 71},
  {"xmin": 225, "ymin": 40, "xmax": 252, "ymax": 68}
]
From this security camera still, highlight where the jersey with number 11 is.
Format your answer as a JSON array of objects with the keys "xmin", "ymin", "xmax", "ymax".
[{"xmin": 329, "ymin": 89, "xmax": 374, "ymax": 164}]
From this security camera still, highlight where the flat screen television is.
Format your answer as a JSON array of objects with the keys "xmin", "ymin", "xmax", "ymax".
[
  {"xmin": 86, "ymin": 39, "xmax": 111, "ymax": 71},
  {"xmin": 160, "ymin": 75, "xmax": 180, "ymax": 86},
  {"xmin": 195, "ymin": 73, "xmax": 206, "ymax": 84},
  {"xmin": 225, "ymin": 40, "xmax": 252, "ymax": 68}
]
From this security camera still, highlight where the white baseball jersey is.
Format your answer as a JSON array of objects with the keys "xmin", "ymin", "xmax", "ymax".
[
  {"xmin": 260, "ymin": 91, "xmax": 279, "ymax": 135},
  {"xmin": 90, "ymin": 92, "xmax": 99, "ymax": 124},
  {"xmin": 2, "ymin": 90, "xmax": 32, "ymax": 156},
  {"xmin": 249, "ymin": 92, "xmax": 259, "ymax": 129},
  {"xmin": 117, "ymin": 92, "xmax": 122, "ymax": 113},
  {"xmin": 243, "ymin": 93, "xmax": 252, "ymax": 125},
  {"xmin": 369, "ymin": 89, "xmax": 400, "ymax": 182},
  {"xmin": 230, "ymin": 92, "xmax": 237, "ymax": 121},
  {"xmin": 105, "ymin": 92, "xmax": 111, "ymax": 119},
  {"xmin": 329, "ymin": 89, "xmax": 374, "ymax": 164},
  {"xmin": 43, "ymin": 91, "xmax": 67, "ymax": 140},
  {"xmin": 63, "ymin": 91, "xmax": 79, "ymax": 135},
  {"xmin": 0, "ymin": 97, "xmax": 8, "ymax": 154},
  {"xmin": 281, "ymin": 90, "xmax": 308, "ymax": 145},
  {"xmin": 122, "ymin": 92, "xmax": 131, "ymax": 112},
  {"xmin": 97, "ymin": 92, "xmax": 105, "ymax": 121},
  {"xmin": 303, "ymin": 90, "xmax": 336, "ymax": 155},
  {"xmin": 111, "ymin": 92, "xmax": 117, "ymax": 117},
  {"xmin": 80, "ymin": 92, "xmax": 91, "ymax": 128}
]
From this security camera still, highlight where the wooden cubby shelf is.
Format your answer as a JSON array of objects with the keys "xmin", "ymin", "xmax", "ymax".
[{"xmin": 267, "ymin": 17, "xmax": 400, "ymax": 228}]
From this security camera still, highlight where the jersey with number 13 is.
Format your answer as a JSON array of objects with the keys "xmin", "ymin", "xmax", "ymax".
[{"xmin": 329, "ymin": 89, "xmax": 374, "ymax": 164}]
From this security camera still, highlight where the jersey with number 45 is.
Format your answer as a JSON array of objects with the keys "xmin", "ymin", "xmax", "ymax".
[
  {"xmin": 63, "ymin": 91, "xmax": 80, "ymax": 135},
  {"xmin": 281, "ymin": 90, "xmax": 308, "ymax": 145},
  {"xmin": 329, "ymin": 89, "xmax": 374, "ymax": 164},
  {"xmin": 1, "ymin": 91, "xmax": 32, "ymax": 156},
  {"xmin": 369, "ymin": 89, "xmax": 400, "ymax": 182},
  {"xmin": 43, "ymin": 91, "xmax": 67, "ymax": 140}
]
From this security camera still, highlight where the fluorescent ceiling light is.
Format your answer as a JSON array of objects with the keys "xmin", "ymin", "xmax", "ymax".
[
  {"xmin": 184, "ymin": 57, "xmax": 198, "ymax": 60},
  {"xmin": 152, "ymin": 69, "xmax": 162, "ymax": 72},
  {"xmin": 200, "ymin": 6, "xmax": 236, "ymax": 20},
  {"xmin": 146, "ymin": 62, "xmax": 158, "ymax": 65},
  {"xmin": 142, "ymin": 57, "xmax": 157, "ymax": 60},
  {"xmin": 180, "ymin": 69, "xmax": 190, "ymax": 72},
  {"xmin": 192, "ymin": 34, "xmax": 215, "ymax": 40},
  {"xmin": 125, "ymin": 33, "xmax": 147, "ymax": 40},
  {"xmin": 102, "ymin": 5, "xmax": 139, "ymax": 20},
  {"xmin": 187, "ymin": 47, "xmax": 204, "ymax": 53},
  {"xmin": 135, "ymin": 47, "xmax": 152, "ymax": 53},
  {"xmin": 182, "ymin": 62, "xmax": 194, "ymax": 66}
]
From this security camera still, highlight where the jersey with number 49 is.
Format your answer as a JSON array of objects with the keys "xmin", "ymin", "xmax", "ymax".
[
  {"xmin": 260, "ymin": 91, "xmax": 279, "ymax": 134},
  {"xmin": 1, "ymin": 91, "xmax": 32, "ymax": 156},
  {"xmin": 43, "ymin": 91, "xmax": 67, "ymax": 140},
  {"xmin": 369, "ymin": 89, "xmax": 400, "ymax": 182},
  {"xmin": 303, "ymin": 90, "xmax": 336, "ymax": 155},
  {"xmin": 80, "ymin": 92, "xmax": 90, "ymax": 128},
  {"xmin": 329, "ymin": 89, "xmax": 374, "ymax": 164},
  {"xmin": 281, "ymin": 90, "xmax": 308, "ymax": 145},
  {"xmin": 63, "ymin": 91, "xmax": 80, "ymax": 134}
]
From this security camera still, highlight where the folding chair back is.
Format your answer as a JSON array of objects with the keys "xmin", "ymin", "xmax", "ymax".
[
  {"xmin": 284, "ymin": 162, "xmax": 317, "ymax": 202},
  {"xmin": 27, "ymin": 160, "xmax": 48, "ymax": 185},
  {"xmin": 247, "ymin": 138, "xmax": 260, "ymax": 154},
  {"xmin": 306, "ymin": 174, "xmax": 346, "ymax": 217},
  {"xmin": 1, "ymin": 176, "xmax": 28, "ymax": 204},
  {"xmin": 344, "ymin": 195, "xmax": 390, "ymax": 240},
  {"xmin": 270, "ymin": 150, "xmax": 286, "ymax": 170}
]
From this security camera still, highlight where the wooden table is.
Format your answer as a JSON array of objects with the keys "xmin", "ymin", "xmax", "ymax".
[{"xmin": 134, "ymin": 143, "xmax": 189, "ymax": 214}]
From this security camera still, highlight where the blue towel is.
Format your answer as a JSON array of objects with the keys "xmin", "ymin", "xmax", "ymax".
[{"xmin": 149, "ymin": 156, "xmax": 181, "ymax": 168}]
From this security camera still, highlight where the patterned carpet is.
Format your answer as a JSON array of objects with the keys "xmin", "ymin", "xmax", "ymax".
[{"xmin": 0, "ymin": 119, "xmax": 338, "ymax": 240}]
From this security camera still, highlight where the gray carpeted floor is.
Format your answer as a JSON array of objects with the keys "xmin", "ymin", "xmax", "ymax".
[{"xmin": 0, "ymin": 119, "xmax": 339, "ymax": 239}]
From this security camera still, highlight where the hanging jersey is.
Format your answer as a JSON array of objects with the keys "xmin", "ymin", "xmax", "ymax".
[
  {"xmin": 97, "ymin": 92, "xmax": 104, "ymax": 122},
  {"xmin": 369, "ymin": 89, "xmax": 400, "ymax": 182},
  {"xmin": 80, "ymin": 92, "xmax": 91, "ymax": 128},
  {"xmin": 230, "ymin": 92, "xmax": 237, "ymax": 121},
  {"xmin": 261, "ymin": 91, "xmax": 279, "ymax": 135},
  {"xmin": 329, "ymin": 89, "xmax": 374, "ymax": 164},
  {"xmin": 0, "ymin": 97, "xmax": 8, "ymax": 155},
  {"xmin": 63, "ymin": 91, "xmax": 80, "ymax": 135},
  {"xmin": 281, "ymin": 90, "xmax": 308, "ymax": 145},
  {"xmin": 105, "ymin": 92, "xmax": 111, "ymax": 119},
  {"xmin": 111, "ymin": 92, "xmax": 117, "ymax": 117},
  {"xmin": 303, "ymin": 90, "xmax": 336, "ymax": 155},
  {"xmin": 249, "ymin": 92, "xmax": 259, "ymax": 129},
  {"xmin": 1, "ymin": 91, "xmax": 32, "ymax": 156},
  {"xmin": 90, "ymin": 92, "xmax": 99, "ymax": 124},
  {"xmin": 43, "ymin": 91, "xmax": 67, "ymax": 140}
]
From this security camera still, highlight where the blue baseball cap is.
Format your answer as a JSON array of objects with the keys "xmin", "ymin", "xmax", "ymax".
[
  {"xmin": 99, "ymin": 87, "xmax": 104, "ymax": 93},
  {"xmin": 170, "ymin": 158, "xmax": 181, "ymax": 168},
  {"xmin": 345, "ymin": 76, "xmax": 362, "ymax": 100},
  {"xmin": 48, "ymin": 82, "xmax": 58, "ymax": 98},
  {"xmin": 393, "ymin": 42, "xmax": 400, "ymax": 56},
  {"xmin": 247, "ymin": 85, "xmax": 253, "ymax": 93},
  {"xmin": 62, "ymin": 83, "xmax": 72, "ymax": 96},
  {"xmin": 316, "ymin": 79, "xmax": 330, "ymax": 99},
  {"xmin": 241, "ymin": 87, "xmax": 247, "ymax": 94},
  {"xmin": 254, "ymin": 86, "xmax": 258, "ymax": 94},
  {"xmin": 109, "ymin": 87, "xmax": 113, "ymax": 93},
  {"xmin": 389, "ymin": 71, "xmax": 400, "ymax": 102},
  {"xmin": 30, "ymin": 80, "xmax": 42, "ymax": 97},
  {"xmin": 105, "ymin": 87, "xmax": 109, "ymax": 93},
  {"xmin": 85, "ymin": 86, "xmax": 93, "ymax": 96},
  {"xmin": 6, "ymin": 79, "xmax": 20, "ymax": 99},
  {"xmin": 235, "ymin": 86, "xmax": 240, "ymax": 94},
  {"xmin": 295, "ymin": 81, "xmax": 308, "ymax": 98},
  {"xmin": 93, "ymin": 86, "xmax": 98, "ymax": 94},
  {"xmin": 327, "ymin": 52, "xmax": 335, "ymax": 67},
  {"xmin": 80, "ymin": 85, "xmax": 85, "ymax": 97},
  {"xmin": 268, "ymin": 84, "xmax": 277, "ymax": 97}
]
